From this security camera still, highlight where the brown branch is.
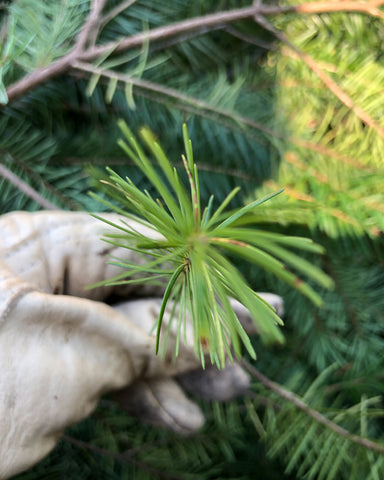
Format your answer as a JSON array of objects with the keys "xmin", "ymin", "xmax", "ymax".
[
  {"xmin": 78, "ymin": 4, "xmax": 289, "ymax": 63},
  {"xmin": 75, "ymin": 0, "xmax": 108, "ymax": 52},
  {"xmin": 5, "ymin": 53, "xmax": 76, "ymax": 104},
  {"xmin": 241, "ymin": 360, "xmax": 384, "ymax": 455},
  {"xmin": 9, "ymin": 155, "xmax": 83, "ymax": 211},
  {"xmin": 79, "ymin": 1, "xmax": 384, "ymax": 63},
  {"xmin": 0, "ymin": 164, "xmax": 60, "ymax": 210},
  {"xmin": 5, "ymin": 1, "xmax": 383, "ymax": 103}
]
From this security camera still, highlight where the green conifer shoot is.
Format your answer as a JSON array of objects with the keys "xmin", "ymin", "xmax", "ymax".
[{"xmin": 91, "ymin": 122, "xmax": 333, "ymax": 368}]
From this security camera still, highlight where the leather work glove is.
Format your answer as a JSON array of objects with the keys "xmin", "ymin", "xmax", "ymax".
[{"xmin": 0, "ymin": 210, "xmax": 283, "ymax": 479}]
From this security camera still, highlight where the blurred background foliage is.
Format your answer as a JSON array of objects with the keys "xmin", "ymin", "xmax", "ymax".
[{"xmin": 1, "ymin": 0, "xmax": 384, "ymax": 478}]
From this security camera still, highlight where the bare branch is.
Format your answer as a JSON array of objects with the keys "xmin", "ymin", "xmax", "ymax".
[
  {"xmin": 0, "ymin": 164, "xmax": 60, "ymax": 210},
  {"xmin": 242, "ymin": 360, "xmax": 384, "ymax": 455}
]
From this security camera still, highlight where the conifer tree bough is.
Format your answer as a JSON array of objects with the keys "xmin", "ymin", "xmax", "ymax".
[
  {"xmin": 91, "ymin": 121, "xmax": 333, "ymax": 368},
  {"xmin": 2, "ymin": 1, "xmax": 384, "ymax": 479}
]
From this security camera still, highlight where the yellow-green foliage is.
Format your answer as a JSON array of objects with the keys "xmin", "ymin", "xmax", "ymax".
[{"xmin": 255, "ymin": 8, "xmax": 384, "ymax": 238}]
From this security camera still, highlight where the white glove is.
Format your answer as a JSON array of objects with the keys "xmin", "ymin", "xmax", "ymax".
[{"xmin": 0, "ymin": 210, "xmax": 283, "ymax": 479}]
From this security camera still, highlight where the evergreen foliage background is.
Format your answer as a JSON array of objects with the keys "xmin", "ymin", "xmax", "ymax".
[{"xmin": 1, "ymin": 1, "xmax": 384, "ymax": 478}]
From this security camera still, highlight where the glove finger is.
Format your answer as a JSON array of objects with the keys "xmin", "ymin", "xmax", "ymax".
[
  {"xmin": 177, "ymin": 362, "xmax": 250, "ymax": 402},
  {"xmin": 114, "ymin": 300, "xmax": 252, "ymax": 404},
  {"xmin": 113, "ymin": 297, "xmax": 195, "ymax": 354},
  {"xmin": 114, "ymin": 378, "xmax": 205, "ymax": 435}
]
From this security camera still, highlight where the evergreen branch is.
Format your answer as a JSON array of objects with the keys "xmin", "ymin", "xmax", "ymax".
[
  {"xmin": 242, "ymin": 360, "xmax": 384, "ymax": 455},
  {"xmin": 8, "ymin": 156, "xmax": 83, "ymax": 211},
  {"xmin": 92, "ymin": 123, "xmax": 333, "ymax": 366},
  {"xmin": 267, "ymin": 181, "xmax": 367, "ymax": 231},
  {"xmin": 321, "ymin": 255, "xmax": 380, "ymax": 336},
  {"xmin": 298, "ymin": 53, "xmax": 384, "ymax": 138},
  {"xmin": 62, "ymin": 435, "xmax": 187, "ymax": 480},
  {"xmin": 73, "ymin": 61, "xmax": 373, "ymax": 171},
  {"xmin": 4, "ymin": 1, "xmax": 383, "ymax": 103},
  {"xmin": 72, "ymin": 60, "xmax": 276, "ymax": 138},
  {"xmin": 79, "ymin": 4, "xmax": 287, "ymax": 63},
  {"xmin": 80, "ymin": 0, "xmax": 384, "ymax": 64},
  {"xmin": 253, "ymin": 13, "xmax": 384, "ymax": 140},
  {"xmin": 291, "ymin": 138, "xmax": 373, "ymax": 171},
  {"xmin": 0, "ymin": 163, "xmax": 60, "ymax": 210}
]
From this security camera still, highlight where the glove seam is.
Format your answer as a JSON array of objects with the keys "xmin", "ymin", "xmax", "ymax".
[{"xmin": 0, "ymin": 284, "xmax": 35, "ymax": 323}]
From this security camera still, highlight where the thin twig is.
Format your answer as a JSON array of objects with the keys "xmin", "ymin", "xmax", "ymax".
[
  {"xmin": 72, "ymin": 61, "xmax": 373, "ymax": 171},
  {"xmin": 225, "ymin": 25, "xmax": 278, "ymax": 51},
  {"xmin": 100, "ymin": 0, "xmax": 139, "ymax": 30},
  {"xmin": 7, "ymin": 154, "xmax": 82, "ymax": 210},
  {"xmin": 72, "ymin": 60, "xmax": 276, "ymax": 138},
  {"xmin": 147, "ymin": 24, "xmax": 225, "ymax": 55},
  {"xmin": 76, "ymin": 0, "xmax": 384, "ymax": 62},
  {"xmin": 5, "ymin": 53, "xmax": 76, "ymax": 104},
  {"xmin": 0, "ymin": 164, "xmax": 60, "ymax": 210},
  {"xmin": 241, "ymin": 359, "xmax": 384, "ymax": 455},
  {"xmin": 75, "ymin": 0, "xmax": 108, "ymax": 52},
  {"xmin": 79, "ymin": 4, "xmax": 283, "ymax": 62}
]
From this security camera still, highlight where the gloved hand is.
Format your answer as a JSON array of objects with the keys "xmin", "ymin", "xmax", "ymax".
[{"xmin": 0, "ymin": 210, "xmax": 283, "ymax": 479}]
